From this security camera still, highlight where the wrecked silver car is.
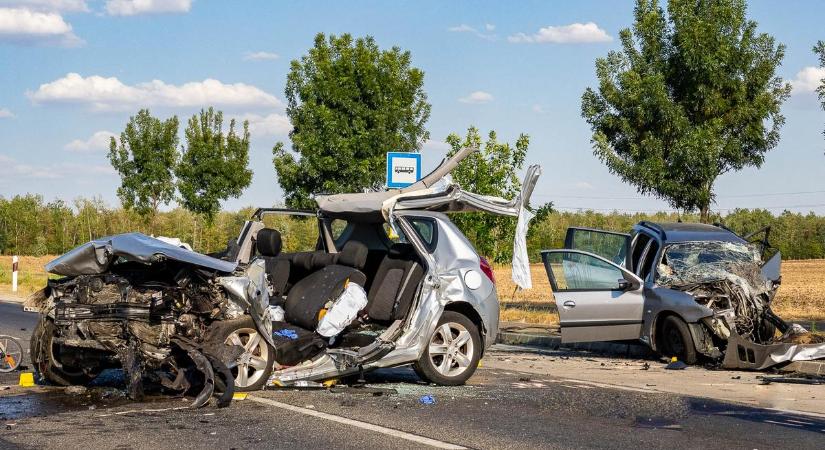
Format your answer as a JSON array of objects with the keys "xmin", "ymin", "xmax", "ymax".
[
  {"xmin": 26, "ymin": 232, "xmax": 274, "ymax": 407},
  {"xmin": 28, "ymin": 147, "xmax": 542, "ymax": 404},
  {"xmin": 542, "ymin": 222, "xmax": 825, "ymax": 370}
]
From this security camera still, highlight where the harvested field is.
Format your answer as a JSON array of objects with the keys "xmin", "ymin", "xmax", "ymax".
[{"xmin": 2, "ymin": 256, "xmax": 823, "ymax": 326}]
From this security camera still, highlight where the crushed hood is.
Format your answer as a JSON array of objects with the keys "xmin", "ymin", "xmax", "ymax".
[{"xmin": 46, "ymin": 232, "xmax": 238, "ymax": 276}]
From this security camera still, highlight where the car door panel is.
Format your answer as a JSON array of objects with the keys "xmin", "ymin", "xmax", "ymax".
[{"xmin": 542, "ymin": 249, "xmax": 644, "ymax": 343}]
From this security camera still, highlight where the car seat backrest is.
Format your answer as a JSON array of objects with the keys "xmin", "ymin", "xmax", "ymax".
[
  {"xmin": 366, "ymin": 243, "xmax": 425, "ymax": 324},
  {"xmin": 336, "ymin": 240, "xmax": 368, "ymax": 270},
  {"xmin": 284, "ymin": 265, "xmax": 367, "ymax": 331}
]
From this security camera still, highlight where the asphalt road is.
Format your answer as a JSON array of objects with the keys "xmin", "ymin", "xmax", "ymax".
[{"xmin": 1, "ymin": 300, "xmax": 823, "ymax": 449}]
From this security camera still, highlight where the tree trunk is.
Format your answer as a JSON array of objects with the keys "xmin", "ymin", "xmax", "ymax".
[{"xmin": 699, "ymin": 204, "xmax": 710, "ymax": 223}]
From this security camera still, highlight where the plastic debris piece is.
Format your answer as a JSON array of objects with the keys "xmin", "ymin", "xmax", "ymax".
[
  {"xmin": 419, "ymin": 394, "xmax": 436, "ymax": 405},
  {"xmin": 65, "ymin": 385, "xmax": 88, "ymax": 395},
  {"xmin": 665, "ymin": 360, "xmax": 688, "ymax": 370},
  {"xmin": 18, "ymin": 372, "xmax": 34, "ymax": 387},
  {"xmin": 232, "ymin": 392, "xmax": 248, "ymax": 400},
  {"xmin": 268, "ymin": 305, "xmax": 285, "ymax": 322},
  {"xmin": 273, "ymin": 329, "xmax": 298, "ymax": 340}
]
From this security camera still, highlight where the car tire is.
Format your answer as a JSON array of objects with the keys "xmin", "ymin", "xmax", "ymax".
[
  {"xmin": 413, "ymin": 311, "xmax": 482, "ymax": 386},
  {"xmin": 30, "ymin": 317, "xmax": 98, "ymax": 386},
  {"xmin": 208, "ymin": 316, "xmax": 275, "ymax": 392},
  {"xmin": 659, "ymin": 315, "xmax": 698, "ymax": 365}
]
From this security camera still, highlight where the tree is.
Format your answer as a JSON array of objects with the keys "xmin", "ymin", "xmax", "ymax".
[
  {"xmin": 108, "ymin": 109, "xmax": 178, "ymax": 229},
  {"xmin": 445, "ymin": 127, "xmax": 545, "ymax": 263},
  {"xmin": 176, "ymin": 108, "xmax": 253, "ymax": 222},
  {"xmin": 581, "ymin": 0, "xmax": 791, "ymax": 222},
  {"xmin": 815, "ymin": 40, "xmax": 825, "ymax": 150},
  {"xmin": 273, "ymin": 33, "xmax": 431, "ymax": 209}
]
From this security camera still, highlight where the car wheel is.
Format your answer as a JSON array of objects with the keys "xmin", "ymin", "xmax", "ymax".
[
  {"xmin": 30, "ymin": 317, "xmax": 97, "ymax": 385},
  {"xmin": 213, "ymin": 316, "xmax": 275, "ymax": 391},
  {"xmin": 413, "ymin": 311, "xmax": 482, "ymax": 386},
  {"xmin": 659, "ymin": 315, "xmax": 698, "ymax": 365}
]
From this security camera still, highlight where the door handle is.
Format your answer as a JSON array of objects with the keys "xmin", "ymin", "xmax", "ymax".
[{"xmin": 563, "ymin": 300, "xmax": 576, "ymax": 308}]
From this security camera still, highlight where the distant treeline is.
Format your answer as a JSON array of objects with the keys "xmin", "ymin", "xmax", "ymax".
[{"xmin": 1, "ymin": 194, "xmax": 823, "ymax": 261}]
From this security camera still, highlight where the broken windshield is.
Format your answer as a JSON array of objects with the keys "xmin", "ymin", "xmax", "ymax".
[{"xmin": 658, "ymin": 241, "xmax": 763, "ymax": 287}]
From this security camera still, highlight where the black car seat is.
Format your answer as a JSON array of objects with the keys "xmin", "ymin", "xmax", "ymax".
[
  {"xmin": 279, "ymin": 241, "xmax": 368, "ymax": 330},
  {"xmin": 364, "ymin": 243, "xmax": 425, "ymax": 325},
  {"xmin": 255, "ymin": 228, "xmax": 290, "ymax": 298}
]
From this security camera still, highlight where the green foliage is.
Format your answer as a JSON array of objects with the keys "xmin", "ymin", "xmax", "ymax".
[
  {"xmin": 107, "ymin": 109, "xmax": 179, "ymax": 227},
  {"xmin": 0, "ymin": 194, "xmax": 823, "ymax": 261},
  {"xmin": 815, "ymin": 40, "xmax": 825, "ymax": 150},
  {"xmin": 273, "ymin": 32, "xmax": 431, "ymax": 209},
  {"xmin": 445, "ymin": 127, "xmax": 534, "ymax": 263},
  {"xmin": 176, "ymin": 108, "xmax": 253, "ymax": 222},
  {"xmin": 581, "ymin": 0, "xmax": 791, "ymax": 222}
]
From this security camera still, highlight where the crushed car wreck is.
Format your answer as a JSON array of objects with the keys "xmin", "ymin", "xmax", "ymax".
[
  {"xmin": 27, "ymin": 147, "xmax": 542, "ymax": 404},
  {"xmin": 26, "ymin": 232, "xmax": 274, "ymax": 407},
  {"xmin": 542, "ymin": 222, "xmax": 825, "ymax": 370}
]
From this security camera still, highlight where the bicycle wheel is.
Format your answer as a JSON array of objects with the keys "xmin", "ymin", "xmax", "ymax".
[{"xmin": 0, "ymin": 335, "xmax": 23, "ymax": 372}]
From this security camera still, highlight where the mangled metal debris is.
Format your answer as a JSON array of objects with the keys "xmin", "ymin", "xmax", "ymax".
[{"xmin": 26, "ymin": 233, "xmax": 273, "ymax": 407}]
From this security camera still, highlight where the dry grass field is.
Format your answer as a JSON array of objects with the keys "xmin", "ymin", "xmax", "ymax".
[{"xmin": 2, "ymin": 255, "xmax": 823, "ymax": 325}]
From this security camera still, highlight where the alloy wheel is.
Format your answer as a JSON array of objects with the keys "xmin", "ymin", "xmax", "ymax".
[
  {"xmin": 225, "ymin": 328, "xmax": 269, "ymax": 389},
  {"xmin": 428, "ymin": 322, "xmax": 475, "ymax": 378}
]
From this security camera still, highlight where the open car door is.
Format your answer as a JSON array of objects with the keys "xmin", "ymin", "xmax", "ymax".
[
  {"xmin": 563, "ymin": 227, "xmax": 630, "ymax": 268},
  {"xmin": 542, "ymin": 249, "xmax": 644, "ymax": 343}
]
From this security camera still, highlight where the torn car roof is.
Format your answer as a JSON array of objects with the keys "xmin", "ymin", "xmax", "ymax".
[{"xmin": 45, "ymin": 232, "xmax": 238, "ymax": 276}]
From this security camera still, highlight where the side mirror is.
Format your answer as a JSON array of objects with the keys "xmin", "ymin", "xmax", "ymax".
[{"xmin": 618, "ymin": 279, "xmax": 631, "ymax": 290}]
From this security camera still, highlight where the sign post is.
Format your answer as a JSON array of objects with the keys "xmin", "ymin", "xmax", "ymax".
[
  {"xmin": 12, "ymin": 255, "xmax": 18, "ymax": 293},
  {"xmin": 386, "ymin": 152, "xmax": 422, "ymax": 188}
]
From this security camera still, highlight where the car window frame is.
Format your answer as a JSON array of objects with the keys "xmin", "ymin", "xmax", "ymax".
[
  {"xmin": 404, "ymin": 216, "xmax": 438, "ymax": 252},
  {"xmin": 542, "ymin": 249, "xmax": 641, "ymax": 293}
]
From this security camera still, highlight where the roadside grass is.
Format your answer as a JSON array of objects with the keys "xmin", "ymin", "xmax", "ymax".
[{"xmin": 1, "ymin": 255, "xmax": 823, "ymax": 326}]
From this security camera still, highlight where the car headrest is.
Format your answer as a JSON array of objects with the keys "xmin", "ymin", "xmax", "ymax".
[
  {"xmin": 388, "ymin": 243, "xmax": 416, "ymax": 259},
  {"xmin": 336, "ymin": 240, "xmax": 368, "ymax": 269},
  {"xmin": 256, "ymin": 228, "xmax": 282, "ymax": 257}
]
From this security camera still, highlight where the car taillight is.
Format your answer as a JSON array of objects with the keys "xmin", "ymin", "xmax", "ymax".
[{"xmin": 479, "ymin": 256, "xmax": 495, "ymax": 284}]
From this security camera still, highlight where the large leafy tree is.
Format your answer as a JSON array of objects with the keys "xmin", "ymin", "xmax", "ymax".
[
  {"xmin": 581, "ymin": 0, "xmax": 791, "ymax": 222},
  {"xmin": 445, "ymin": 127, "xmax": 550, "ymax": 263},
  {"xmin": 108, "ymin": 109, "xmax": 178, "ymax": 230},
  {"xmin": 815, "ymin": 40, "xmax": 825, "ymax": 150},
  {"xmin": 176, "ymin": 107, "xmax": 252, "ymax": 222},
  {"xmin": 273, "ymin": 33, "xmax": 431, "ymax": 209}
]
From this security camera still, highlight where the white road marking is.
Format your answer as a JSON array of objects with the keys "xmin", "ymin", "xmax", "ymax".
[
  {"xmin": 765, "ymin": 407, "xmax": 825, "ymax": 420},
  {"xmin": 764, "ymin": 419, "xmax": 802, "ymax": 427},
  {"xmin": 96, "ymin": 406, "xmax": 188, "ymax": 417},
  {"xmin": 248, "ymin": 395, "xmax": 467, "ymax": 449}
]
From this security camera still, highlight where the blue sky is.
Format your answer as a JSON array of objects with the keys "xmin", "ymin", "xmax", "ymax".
[{"xmin": 1, "ymin": 0, "xmax": 824, "ymax": 214}]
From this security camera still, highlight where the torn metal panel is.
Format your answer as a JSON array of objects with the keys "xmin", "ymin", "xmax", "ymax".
[
  {"xmin": 722, "ymin": 330, "xmax": 825, "ymax": 370},
  {"xmin": 46, "ymin": 232, "xmax": 237, "ymax": 276}
]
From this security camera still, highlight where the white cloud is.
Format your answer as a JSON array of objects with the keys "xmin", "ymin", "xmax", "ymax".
[
  {"xmin": 28, "ymin": 73, "xmax": 283, "ymax": 111},
  {"xmin": 447, "ymin": 23, "xmax": 496, "ymax": 41},
  {"xmin": 508, "ymin": 22, "xmax": 612, "ymax": 44},
  {"xmin": 0, "ymin": 7, "xmax": 83, "ymax": 46},
  {"xmin": 532, "ymin": 104, "xmax": 546, "ymax": 114},
  {"xmin": 574, "ymin": 181, "xmax": 595, "ymax": 190},
  {"xmin": 3, "ymin": 1, "xmax": 89, "ymax": 12},
  {"xmin": 0, "ymin": 153, "xmax": 114, "ymax": 180},
  {"xmin": 459, "ymin": 91, "xmax": 493, "ymax": 104},
  {"xmin": 65, "ymin": 130, "xmax": 116, "ymax": 152},
  {"xmin": 243, "ymin": 51, "xmax": 279, "ymax": 61},
  {"xmin": 791, "ymin": 66, "xmax": 825, "ymax": 94},
  {"xmin": 240, "ymin": 112, "xmax": 291, "ymax": 137},
  {"xmin": 0, "ymin": 108, "xmax": 13, "ymax": 118},
  {"xmin": 104, "ymin": 0, "xmax": 192, "ymax": 16}
]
